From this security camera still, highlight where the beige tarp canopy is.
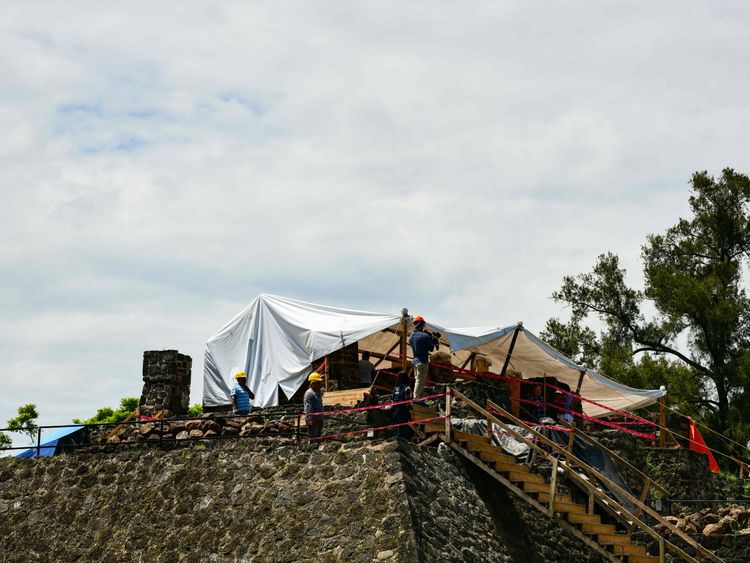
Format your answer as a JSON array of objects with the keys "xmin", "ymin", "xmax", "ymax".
[{"xmin": 359, "ymin": 322, "xmax": 665, "ymax": 418}]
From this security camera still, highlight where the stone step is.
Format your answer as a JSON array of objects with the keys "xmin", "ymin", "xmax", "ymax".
[
  {"xmin": 581, "ymin": 522, "xmax": 616, "ymax": 536},
  {"xmin": 596, "ymin": 533, "xmax": 632, "ymax": 546},
  {"xmin": 613, "ymin": 544, "xmax": 647, "ymax": 557},
  {"xmin": 566, "ymin": 512, "xmax": 601, "ymax": 525}
]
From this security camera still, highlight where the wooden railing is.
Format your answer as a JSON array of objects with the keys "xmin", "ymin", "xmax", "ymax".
[
  {"xmin": 555, "ymin": 418, "xmax": 671, "ymax": 530},
  {"xmin": 449, "ymin": 388, "xmax": 722, "ymax": 563}
]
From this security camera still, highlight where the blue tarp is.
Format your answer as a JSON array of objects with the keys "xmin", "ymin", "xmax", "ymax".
[{"xmin": 14, "ymin": 426, "xmax": 84, "ymax": 458}]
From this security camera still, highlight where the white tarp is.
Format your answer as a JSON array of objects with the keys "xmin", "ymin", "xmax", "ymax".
[
  {"xmin": 203, "ymin": 294, "xmax": 666, "ymax": 416},
  {"xmin": 203, "ymin": 294, "xmax": 400, "ymax": 407}
]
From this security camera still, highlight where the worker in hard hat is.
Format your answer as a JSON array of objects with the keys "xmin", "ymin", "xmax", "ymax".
[
  {"xmin": 304, "ymin": 372, "xmax": 325, "ymax": 438},
  {"xmin": 409, "ymin": 315, "xmax": 437, "ymax": 399},
  {"xmin": 231, "ymin": 371, "xmax": 255, "ymax": 415}
]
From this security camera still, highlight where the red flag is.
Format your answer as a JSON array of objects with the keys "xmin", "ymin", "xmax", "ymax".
[{"xmin": 688, "ymin": 418, "xmax": 720, "ymax": 473}]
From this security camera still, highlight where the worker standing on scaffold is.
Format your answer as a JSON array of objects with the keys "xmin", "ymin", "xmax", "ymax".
[{"xmin": 409, "ymin": 315, "xmax": 438, "ymax": 399}]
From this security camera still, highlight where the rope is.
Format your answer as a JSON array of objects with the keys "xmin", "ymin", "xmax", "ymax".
[
  {"xmin": 430, "ymin": 361, "xmax": 657, "ymax": 427},
  {"xmin": 308, "ymin": 414, "xmax": 449, "ymax": 441},
  {"xmin": 302, "ymin": 392, "xmax": 445, "ymax": 418}
]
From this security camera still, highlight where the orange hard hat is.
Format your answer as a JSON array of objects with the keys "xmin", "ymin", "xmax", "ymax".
[{"xmin": 413, "ymin": 315, "xmax": 425, "ymax": 324}]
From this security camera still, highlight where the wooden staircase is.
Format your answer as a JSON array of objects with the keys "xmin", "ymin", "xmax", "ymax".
[{"xmin": 413, "ymin": 390, "xmax": 723, "ymax": 563}]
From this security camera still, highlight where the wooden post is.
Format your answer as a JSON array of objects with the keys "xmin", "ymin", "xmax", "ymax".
[
  {"xmin": 588, "ymin": 490, "xmax": 595, "ymax": 515},
  {"xmin": 324, "ymin": 356, "xmax": 330, "ymax": 392},
  {"xmin": 445, "ymin": 387, "xmax": 452, "ymax": 444},
  {"xmin": 400, "ymin": 309, "xmax": 409, "ymax": 370},
  {"xmin": 486, "ymin": 416, "xmax": 493, "ymax": 440},
  {"xmin": 567, "ymin": 423, "xmax": 576, "ymax": 452},
  {"xmin": 549, "ymin": 457, "xmax": 559, "ymax": 516},
  {"xmin": 659, "ymin": 537, "xmax": 665, "ymax": 563},
  {"xmin": 630, "ymin": 480, "xmax": 652, "ymax": 531},
  {"xmin": 510, "ymin": 376, "xmax": 521, "ymax": 418},
  {"xmin": 659, "ymin": 396, "xmax": 666, "ymax": 448}
]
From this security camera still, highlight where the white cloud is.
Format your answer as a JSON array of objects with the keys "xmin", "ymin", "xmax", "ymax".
[{"xmin": 1, "ymin": 1, "xmax": 749, "ymax": 427}]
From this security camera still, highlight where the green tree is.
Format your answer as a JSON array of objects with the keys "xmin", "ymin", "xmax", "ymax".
[
  {"xmin": 73, "ymin": 397, "xmax": 139, "ymax": 425},
  {"xmin": 6, "ymin": 404, "xmax": 39, "ymax": 441},
  {"xmin": 552, "ymin": 169, "xmax": 750, "ymax": 437}
]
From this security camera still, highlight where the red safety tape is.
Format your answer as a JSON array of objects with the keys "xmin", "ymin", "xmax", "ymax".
[
  {"xmin": 309, "ymin": 414, "xmax": 449, "ymax": 441},
  {"xmin": 302, "ymin": 392, "xmax": 446, "ymax": 418},
  {"xmin": 501, "ymin": 398, "xmax": 656, "ymax": 440},
  {"xmin": 430, "ymin": 361, "xmax": 656, "ymax": 427}
]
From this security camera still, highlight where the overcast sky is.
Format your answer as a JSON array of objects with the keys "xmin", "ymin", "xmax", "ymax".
[{"xmin": 2, "ymin": 2, "xmax": 749, "ymax": 438}]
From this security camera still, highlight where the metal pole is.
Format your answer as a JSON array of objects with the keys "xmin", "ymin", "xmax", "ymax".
[{"xmin": 36, "ymin": 427, "xmax": 41, "ymax": 457}]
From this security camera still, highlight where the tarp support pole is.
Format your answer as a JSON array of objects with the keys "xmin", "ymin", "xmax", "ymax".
[
  {"xmin": 659, "ymin": 396, "xmax": 666, "ymax": 448},
  {"xmin": 502, "ymin": 323, "xmax": 522, "ymax": 418},
  {"xmin": 575, "ymin": 368, "xmax": 586, "ymax": 395},
  {"xmin": 500, "ymin": 322, "xmax": 522, "ymax": 377}
]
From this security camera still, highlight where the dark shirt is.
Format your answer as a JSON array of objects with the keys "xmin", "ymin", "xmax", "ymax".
[
  {"xmin": 304, "ymin": 388, "xmax": 324, "ymax": 422},
  {"xmin": 529, "ymin": 394, "xmax": 545, "ymax": 423},
  {"xmin": 408, "ymin": 331, "xmax": 435, "ymax": 365}
]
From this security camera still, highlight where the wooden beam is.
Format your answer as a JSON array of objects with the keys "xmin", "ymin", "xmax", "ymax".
[
  {"xmin": 549, "ymin": 457, "xmax": 559, "ymax": 516},
  {"xmin": 659, "ymin": 396, "xmax": 666, "ymax": 448},
  {"xmin": 567, "ymin": 422, "xmax": 576, "ymax": 453},
  {"xmin": 500, "ymin": 323, "xmax": 522, "ymax": 377},
  {"xmin": 400, "ymin": 312, "xmax": 408, "ymax": 369},
  {"xmin": 372, "ymin": 339, "xmax": 401, "ymax": 369}
]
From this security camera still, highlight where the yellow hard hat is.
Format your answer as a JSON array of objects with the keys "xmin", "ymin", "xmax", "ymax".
[
  {"xmin": 308, "ymin": 372, "xmax": 323, "ymax": 383},
  {"xmin": 233, "ymin": 371, "xmax": 246, "ymax": 379}
]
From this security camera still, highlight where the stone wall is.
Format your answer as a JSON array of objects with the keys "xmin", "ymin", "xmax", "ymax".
[
  {"xmin": 140, "ymin": 350, "xmax": 192, "ymax": 417},
  {"xmin": 1, "ymin": 436, "xmax": 614, "ymax": 562}
]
